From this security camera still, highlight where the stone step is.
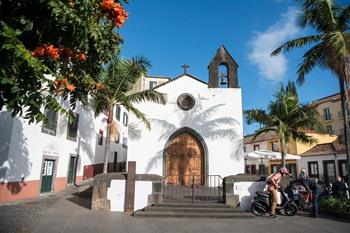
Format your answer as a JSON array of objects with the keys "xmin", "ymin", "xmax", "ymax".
[
  {"xmin": 78, "ymin": 183, "xmax": 93, "ymax": 198},
  {"xmin": 154, "ymin": 202, "xmax": 231, "ymax": 208},
  {"xmin": 144, "ymin": 206, "xmax": 243, "ymax": 213},
  {"xmin": 133, "ymin": 211, "xmax": 254, "ymax": 219}
]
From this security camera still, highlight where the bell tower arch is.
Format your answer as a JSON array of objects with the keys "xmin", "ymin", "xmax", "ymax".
[{"xmin": 208, "ymin": 45, "xmax": 239, "ymax": 88}]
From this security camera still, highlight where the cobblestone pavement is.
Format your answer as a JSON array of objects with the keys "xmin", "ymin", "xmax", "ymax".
[
  {"xmin": 0, "ymin": 195, "xmax": 60, "ymax": 233},
  {"xmin": 0, "ymin": 187, "xmax": 79, "ymax": 233},
  {"xmin": 1, "ymin": 189, "xmax": 349, "ymax": 233},
  {"xmin": 30, "ymin": 196, "xmax": 350, "ymax": 233}
]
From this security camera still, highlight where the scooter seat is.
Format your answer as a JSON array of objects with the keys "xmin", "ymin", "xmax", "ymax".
[{"xmin": 256, "ymin": 191, "xmax": 270, "ymax": 198}]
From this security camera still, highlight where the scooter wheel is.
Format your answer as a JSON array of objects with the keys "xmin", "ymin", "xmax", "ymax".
[
  {"xmin": 251, "ymin": 203, "xmax": 265, "ymax": 216},
  {"xmin": 285, "ymin": 202, "xmax": 298, "ymax": 216}
]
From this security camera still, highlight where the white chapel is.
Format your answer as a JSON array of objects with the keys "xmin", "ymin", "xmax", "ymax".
[{"xmin": 127, "ymin": 46, "xmax": 245, "ymax": 182}]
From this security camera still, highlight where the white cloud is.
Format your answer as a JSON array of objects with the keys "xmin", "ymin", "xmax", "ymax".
[{"xmin": 248, "ymin": 7, "xmax": 300, "ymax": 82}]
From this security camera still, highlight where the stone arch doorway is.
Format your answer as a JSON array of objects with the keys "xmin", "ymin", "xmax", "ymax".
[{"xmin": 163, "ymin": 128, "xmax": 207, "ymax": 186}]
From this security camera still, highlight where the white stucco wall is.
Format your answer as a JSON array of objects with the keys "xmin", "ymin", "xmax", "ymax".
[
  {"xmin": 0, "ymin": 102, "xmax": 128, "ymax": 183},
  {"xmin": 134, "ymin": 181, "xmax": 153, "ymax": 211},
  {"xmin": 128, "ymin": 75, "xmax": 244, "ymax": 177},
  {"xmin": 107, "ymin": 180, "xmax": 152, "ymax": 212},
  {"xmin": 298, "ymin": 154, "xmax": 346, "ymax": 180},
  {"xmin": 234, "ymin": 181, "xmax": 266, "ymax": 210},
  {"xmin": 107, "ymin": 180, "xmax": 126, "ymax": 211}
]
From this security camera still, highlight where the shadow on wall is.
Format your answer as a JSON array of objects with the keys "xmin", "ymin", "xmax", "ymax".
[
  {"xmin": 0, "ymin": 112, "xmax": 31, "ymax": 194},
  {"xmin": 239, "ymin": 181, "xmax": 266, "ymax": 210},
  {"xmin": 78, "ymin": 106, "xmax": 95, "ymax": 165},
  {"xmin": 128, "ymin": 123, "xmax": 141, "ymax": 141},
  {"xmin": 144, "ymin": 95, "xmax": 243, "ymax": 173},
  {"xmin": 57, "ymin": 100, "xmax": 95, "ymax": 167}
]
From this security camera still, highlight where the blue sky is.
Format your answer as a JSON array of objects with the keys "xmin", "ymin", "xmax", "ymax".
[{"xmin": 119, "ymin": 0, "xmax": 341, "ymax": 134}]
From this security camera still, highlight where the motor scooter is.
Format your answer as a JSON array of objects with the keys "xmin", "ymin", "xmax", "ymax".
[{"xmin": 251, "ymin": 188, "xmax": 298, "ymax": 216}]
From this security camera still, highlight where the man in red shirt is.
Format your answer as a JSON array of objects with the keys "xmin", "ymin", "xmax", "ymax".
[{"xmin": 266, "ymin": 167, "xmax": 289, "ymax": 218}]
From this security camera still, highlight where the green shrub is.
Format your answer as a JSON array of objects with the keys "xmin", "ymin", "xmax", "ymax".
[{"xmin": 319, "ymin": 197, "xmax": 350, "ymax": 214}]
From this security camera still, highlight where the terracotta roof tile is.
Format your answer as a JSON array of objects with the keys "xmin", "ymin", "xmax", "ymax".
[{"xmin": 301, "ymin": 142, "xmax": 346, "ymax": 156}]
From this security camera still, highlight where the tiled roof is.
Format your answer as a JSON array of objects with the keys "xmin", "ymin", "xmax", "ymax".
[
  {"xmin": 244, "ymin": 131, "xmax": 279, "ymax": 143},
  {"xmin": 309, "ymin": 93, "xmax": 340, "ymax": 107},
  {"xmin": 301, "ymin": 142, "xmax": 346, "ymax": 156}
]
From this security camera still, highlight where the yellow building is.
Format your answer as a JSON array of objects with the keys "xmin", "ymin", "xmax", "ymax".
[
  {"xmin": 309, "ymin": 93, "xmax": 350, "ymax": 144},
  {"xmin": 244, "ymin": 132, "xmax": 337, "ymax": 177}
]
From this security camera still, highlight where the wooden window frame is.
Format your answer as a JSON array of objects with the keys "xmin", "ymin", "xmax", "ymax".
[
  {"xmin": 98, "ymin": 130, "xmax": 104, "ymax": 145},
  {"xmin": 67, "ymin": 113, "xmax": 79, "ymax": 141},
  {"xmin": 42, "ymin": 108, "xmax": 58, "ymax": 136},
  {"xmin": 308, "ymin": 161, "xmax": 319, "ymax": 178},
  {"xmin": 123, "ymin": 112, "xmax": 128, "ymax": 126}
]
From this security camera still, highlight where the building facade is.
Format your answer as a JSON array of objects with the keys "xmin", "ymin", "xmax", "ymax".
[
  {"xmin": 127, "ymin": 46, "xmax": 245, "ymax": 180},
  {"xmin": 299, "ymin": 143, "xmax": 347, "ymax": 183},
  {"xmin": 309, "ymin": 93, "xmax": 350, "ymax": 144},
  {"xmin": 129, "ymin": 75, "xmax": 171, "ymax": 93},
  {"xmin": 244, "ymin": 132, "xmax": 337, "ymax": 178},
  {"xmin": 0, "ymin": 102, "xmax": 128, "ymax": 204}
]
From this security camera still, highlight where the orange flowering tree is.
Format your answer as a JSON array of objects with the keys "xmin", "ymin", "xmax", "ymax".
[{"xmin": 0, "ymin": 0, "xmax": 129, "ymax": 123}]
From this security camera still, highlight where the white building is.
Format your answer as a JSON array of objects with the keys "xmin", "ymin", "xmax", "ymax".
[
  {"xmin": 299, "ymin": 142, "xmax": 347, "ymax": 183},
  {"xmin": 128, "ymin": 46, "xmax": 245, "ymax": 182},
  {"xmin": 0, "ymin": 101, "xmax": 128, "ymax": 204},
  {"xmin": 0, "ymin": 45, "xmax": 245, "ymax": 204}
]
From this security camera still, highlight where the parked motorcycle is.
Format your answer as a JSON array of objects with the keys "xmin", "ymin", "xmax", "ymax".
[
  {"xmin": 285, "ymin": 180, "xmax": 308, "ymax": 210},
  {"xmin": 251, "ymin": 188, "xmax": 298, "ymax": 216}
]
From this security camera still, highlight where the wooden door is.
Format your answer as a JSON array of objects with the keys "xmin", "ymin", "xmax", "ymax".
[
  {"xmin": 41, "ymin": 159, "xmax": 55, "ymax": 193},
  {"xmin": 323, "ymin": 160, "xmax": 336, "ymax": 184},
  {"xmin": 67, "ymin": 156, "xmax": 77, "ymax": 184},
  {"xmin": 165, "ymin": 132, "xmax": 204, "ymax": 186},
  {"xmin": 338, "ymin": 160, "xmax": 347, "ymax": 179}
]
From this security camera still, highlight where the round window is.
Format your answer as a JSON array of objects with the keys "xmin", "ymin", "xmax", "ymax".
[{"xmin": 177, "ymin": 93, "xmax": 195, "ymax": 111}]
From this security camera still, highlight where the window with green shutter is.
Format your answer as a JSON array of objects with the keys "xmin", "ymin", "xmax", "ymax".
[
  {"xmin": 67, "ymin": 113, "xmax": 79, "ymax": 141},
  {"xmin": 42, "ymin": 108, "xmax": 58, "ymax": 136},
  {"xmin": 115, "ymin": 105, "xmax": 121, "ymax": 121}
]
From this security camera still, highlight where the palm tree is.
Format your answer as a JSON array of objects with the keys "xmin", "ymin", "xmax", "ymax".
[
  {"xmin": 271, "ymin": 0, "xmax": 350, "ymax": 180},
  {"xmin": 93, "ymin": 56, "xmax": 167, "ymax": 173},
  {"xmin": 245, "ymin": 81, "xmax": 323, "ymax": 167}
]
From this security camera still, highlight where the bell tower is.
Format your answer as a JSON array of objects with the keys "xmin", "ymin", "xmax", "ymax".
[{"xmin": 208, "ymin": 45, "xmax": 239, "ymax": 88}]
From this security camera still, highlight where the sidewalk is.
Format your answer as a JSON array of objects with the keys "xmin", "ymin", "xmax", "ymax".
[
  {"xmin": 30, "ymin": 193, "xmax": 349, "ymax": 233},
  {"xmin": 1, "ymin": 189, "xmax": 349, "ymax": 233}
]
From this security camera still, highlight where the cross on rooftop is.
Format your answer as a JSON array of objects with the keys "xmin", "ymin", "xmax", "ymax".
[{"xmin": 181, "ymin": 64, "xmax": 190, "ymax": 74}]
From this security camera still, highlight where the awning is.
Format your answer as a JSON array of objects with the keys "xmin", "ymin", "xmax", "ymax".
[{"xmin": 245, "ymin": 150, "xmax": 300, "ymax": 160}]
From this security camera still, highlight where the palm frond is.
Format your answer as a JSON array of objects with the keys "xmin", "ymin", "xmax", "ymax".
[
  {"xmin": 244, "ymin": 109, "xmax": 270, "ymax": 126},
  {"xmin": 271, "ymin": 35, "xmax": 322, "ymax": 56},
  {"xmin": 251, "ymin": 127, "xmax": 278, "ymax": 142},
  {"xmin": 91, "ymin": 94, "xmax": 109, "ymax": 117},
  {"xmin": 126, "ymin": 89, "xmax": 167, "ymax": 105},
  {"xmin": 114, "ymin": 56, "xmax": 151, "ymax": 94},
  {"xmin": 300, "ymin": 0, "xmax": 338, "ymax": 32},
  {"xmin": 104, "ymin": 56, "xmax": 151, "ymax": 95},
  {"xmin": 339, "ymin": 5, "xmax": 350, "ymax": 28},
  {"xmin": 121, "ymin": 101, "xmax": 151, "ymax": 130},
  {"xmin": 322, "ymin": 31, "xmax": 350, "ymax": 56},
  {"xmin": 285, "ymin": 80, "xmax": 298, "ymax": 97},
  {"xmin": 291, "ymin": 130, "xmax": 318, "ymax": 145},
  {"xmin": 297, "ymin": 43, "xmax": 326, "ymax": 84}
]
